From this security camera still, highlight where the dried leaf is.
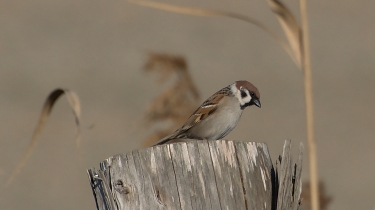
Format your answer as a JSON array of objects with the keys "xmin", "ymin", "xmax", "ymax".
[
  {"xmin": 267, "ymin": 0, "xmax": 302, "ymax": 67},
  {"xmin": 144, "ymin": 53, "xmax": 187, "ymax": 72},
  {"xmin": 140, "ymin": 53, "xmax": 200, "ymax": 147},
  {"xmin": 144, "ymin": 53, "xmax": 187, "ymax": 83},
  {"xmin": 2, "ymin": 88, "xmax": 81, "ymax": 192}
]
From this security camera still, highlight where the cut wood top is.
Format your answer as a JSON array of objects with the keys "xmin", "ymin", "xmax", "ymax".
[{"xmin": 87, "ymin": 140, "xmax": 303, "ymax": 210}]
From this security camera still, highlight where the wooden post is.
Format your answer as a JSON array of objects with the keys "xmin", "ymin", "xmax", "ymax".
[{"xmin": 87, "ymin": 140, "xmax": 303, "ymax": 210}]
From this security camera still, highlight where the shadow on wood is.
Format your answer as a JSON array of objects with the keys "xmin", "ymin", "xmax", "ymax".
[{"xmin": 87, "ymin": 140, "xmax": 303, "ymax": 210}]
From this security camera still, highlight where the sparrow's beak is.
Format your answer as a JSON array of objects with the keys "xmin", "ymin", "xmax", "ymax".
[{"xmin": 252, "ymin": 98, "xmax": 261, "ymax": 108}]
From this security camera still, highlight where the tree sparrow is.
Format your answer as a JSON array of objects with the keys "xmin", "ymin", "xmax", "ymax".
[{"xmin": 154, "ymin": 80, "xmax": 261, "ymax": 145}]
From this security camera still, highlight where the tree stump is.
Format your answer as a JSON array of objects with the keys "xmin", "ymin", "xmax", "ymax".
[{"xmin": 87, "ymin": 140, "xmax": 303, "ymax": 210}]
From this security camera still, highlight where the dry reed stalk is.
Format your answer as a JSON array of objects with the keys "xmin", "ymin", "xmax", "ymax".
[
  {"xmin": 128, "ymin": 0, "xmax": 296, "ymax": 66},
  {"xmin": 268, "ymin": 0, "xmax": 318, "ymax": 208},
  {"xmin": 299, "ymin": 1, "xmax": 319, "ymax": 209},
  {"xmin": 1, "ymin": 89, "xmax": 81, "ymax": 194}
]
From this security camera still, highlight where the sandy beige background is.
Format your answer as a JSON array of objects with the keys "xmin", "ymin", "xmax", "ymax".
[{"xmin": 1, "ymin": 0, "xmax": 374, "ymax": 209}]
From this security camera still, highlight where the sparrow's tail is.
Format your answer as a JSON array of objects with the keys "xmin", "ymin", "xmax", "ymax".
[
  {"xmin": 153, "ymin": 134, "xmax": 176, "ymax": 146},
  {"xmin": 153, "ymin": 133, "xmax": 204, "ymax": 146}
]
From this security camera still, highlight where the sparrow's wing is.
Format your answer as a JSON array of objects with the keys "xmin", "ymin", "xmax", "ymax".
[{"xmin": 177, "ymin": 93, "xmax": 224, "ymax": 132}]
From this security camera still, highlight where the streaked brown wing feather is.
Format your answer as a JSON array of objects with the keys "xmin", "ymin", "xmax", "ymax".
[{"xmin": 176, "ymin": 93, "xmax": 225, "ymax": 133}]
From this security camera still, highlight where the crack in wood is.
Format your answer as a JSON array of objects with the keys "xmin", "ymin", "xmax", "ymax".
[
  {"xmin": 207, "ymin": 141, "xmax": 223, "ymax": 210},
  {"xmin": 234, "ymin": 143, "xmax": 249, "ymax": 210}
]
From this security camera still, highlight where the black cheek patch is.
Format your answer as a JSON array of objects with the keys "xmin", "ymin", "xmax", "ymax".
[{"xmin": 240, "ymin": 90, "xmax": 247, "ymax": 98}]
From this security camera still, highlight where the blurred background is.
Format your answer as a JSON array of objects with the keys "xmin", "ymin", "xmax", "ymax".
[{"xmin": 0, "ymin": 0, "xmax": 374, "ymax": 209}]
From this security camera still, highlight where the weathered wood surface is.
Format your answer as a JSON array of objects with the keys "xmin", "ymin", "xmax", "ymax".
[{"xmin": 87, "ymin": 140, "xmax": 303, "ymax": 210}]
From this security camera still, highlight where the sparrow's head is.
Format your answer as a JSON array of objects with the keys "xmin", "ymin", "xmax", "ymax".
[{"xmin": 232, "ymin": 80, "xmax": 261, "ymax": 110}]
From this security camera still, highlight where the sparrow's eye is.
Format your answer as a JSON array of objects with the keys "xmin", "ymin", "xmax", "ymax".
[
  {"xmin": 250, "ymin": 92, "xmax": 255, "ymax": 96},
  {"xmin": 240, "ymin": 90, "xmax": 247, "ymax": 98}
]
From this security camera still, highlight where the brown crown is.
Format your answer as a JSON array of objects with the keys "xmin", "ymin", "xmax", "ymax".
[{"xmin": 235, "ymin": 80, "xmax": 260, "ymax": 99}]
